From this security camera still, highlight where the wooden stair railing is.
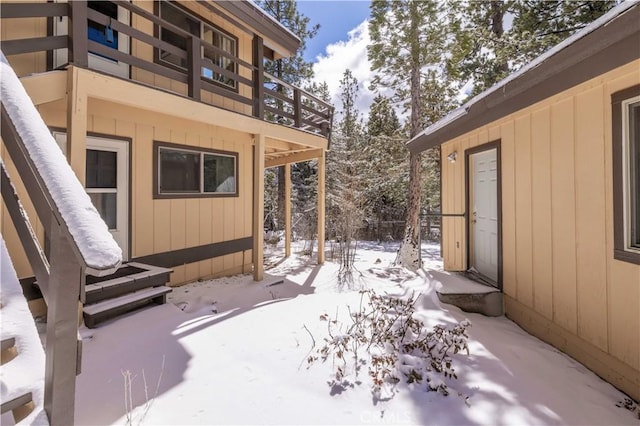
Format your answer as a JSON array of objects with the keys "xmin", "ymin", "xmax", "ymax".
[{"xmin": 0, "ymin": 52, "xmax": 122, "ymax": 425}]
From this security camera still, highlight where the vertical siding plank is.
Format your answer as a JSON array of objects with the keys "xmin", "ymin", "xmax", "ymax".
[
  {"xmin": 453, "ymin": 141, "xmax": 463, "ymax": 270},
  {"xmin": 134, "ymin": 124, "xmax": 154, "ymax": 257},
  {"xmin": 500, "ymin": 121, "xmax": 516, "ymax": 297},
  {"xmin": 575, "ymin": 87, "xmax": 608, "ymax": 350},
  {"xmin": 531, "ymin": 107, "xmax": 553, "ymax": 319},
  {"xmin": 550, "ymin": 97, "xmax": 578, "ymax": 333},
  {"xmin": 514, "ymin": 115, "xmax": 534, "ymax": 307},
  {"xmin": 608, "ymin": 262, "xmax": 640, "ymax": 370},
  {"xmin": 442, "ymin": 144, "xmax": 454, "ymax": 270},
  {"xmin": 458, "ymin": 138, "xmax": 470, "ymax": 270},
  {"xmin": 440, "ymin": 146, "xmax": 449, "ymax": 268},
  {"xmin": 170, "ymin": 199, "xmax": 186, "ymax": 250},
  {"xmin": 153, "ymin": 127, "xmax": 171, "ymax": 254}
]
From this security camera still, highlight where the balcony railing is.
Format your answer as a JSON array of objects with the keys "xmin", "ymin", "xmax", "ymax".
[{"xmin": 0, "ymin": 1, "xmax": 334, "ymax": 139}]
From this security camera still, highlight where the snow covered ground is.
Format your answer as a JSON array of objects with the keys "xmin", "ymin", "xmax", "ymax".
[{"xmin": 74, "ymin": 241, "xmax": 637, "ymax": 425}]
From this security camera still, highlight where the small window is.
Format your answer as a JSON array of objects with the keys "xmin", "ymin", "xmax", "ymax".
[
  {"xmin": 158, "ymin": 1, "xmax": 199, "ymax": 69},
  {"xmin": 612, "ymin": 85, "xmax": 640, "ymax": 264},
  {"xmin": 157, "ymin": 1, "xmax": 237, "ymax": 89},
  {"xmin": 202, "ymin": 25, "xmax": 237, "ymax": 88},
  {"xmin": 155, "ymin": 143, "xmax": 238, "ymax": 198}
]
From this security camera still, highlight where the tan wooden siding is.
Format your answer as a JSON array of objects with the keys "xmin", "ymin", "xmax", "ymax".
[
  {"xmin": 440, "ymin": 59, "xmax": 640, "ymax": 399},
  {"xmin": 0, "ymin": 2, "xmax": 48, "ymax": 77},
  {"xmin": 2, "ymin": 97, "xmax": 254, "ymax": 285}
]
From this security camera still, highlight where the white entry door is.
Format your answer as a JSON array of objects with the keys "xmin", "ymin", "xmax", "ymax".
[
  {"xmin": 53, "ymin": 0, "xmax": 130, "ymax": 78},
  {"xmin": 469, "ymin": 148, "xmax": 499, "ymax": 284},
  {"xmin": 86, "ymin": 137, "xmax": 129, "ymax": 260},
  {"xmin": 53, "ymin": 133, "xmax": 129, "ymax": 260}
]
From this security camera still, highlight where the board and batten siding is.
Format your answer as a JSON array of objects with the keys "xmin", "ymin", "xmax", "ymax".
[
  {"xmin": 440, "ymin": 59, "xmax": 640, "ymax": 399},
  {"xmin": 2, "ymin": 97, "xmax": 254, "ymax": 286}
]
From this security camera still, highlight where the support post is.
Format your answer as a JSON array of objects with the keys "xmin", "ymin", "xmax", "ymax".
[
  {"xmin": 317, "ymin": 150, "xmax": 325, "ymax": 264},
  {"xmin": 252, "ymin": 35, "xmax": 264, "ymax": 119},
  {"xmin": 44, "ymin": 219, "xmax": 83, "ymax": 426},
  {"xmin": 284, "ymin": 163, "xmax": 291, "ymax": 257},
  {"xmin": 187, "ymin": 36, "xmax": 201, "ymax": 101},
  {"xmin": 68, "ymin": 0, "xmax": 88, "ymax": 68},
  {"xmin": 253, "ymin": 134, "xmax": 265, "ymax": 281},
  {"xmin": 67, "ymin": 67, "xmax": 87, "ymax": 184},
  {"xmin": 293, "ymin": 89, "xmax": 302, "ymax": 128}
]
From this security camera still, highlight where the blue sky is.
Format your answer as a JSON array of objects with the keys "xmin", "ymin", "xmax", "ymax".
[{"xmin": 296, "ymin": 1, "xmax": 371, "ymax": 62}]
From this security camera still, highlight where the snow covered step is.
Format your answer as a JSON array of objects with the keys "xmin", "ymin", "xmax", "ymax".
[
  {"xmin": 83, "ymin": 285, "xmax": 172, "ymax": 328},
  {"xmin": 432, "ymin": 271, "xmax": 504, "ymax": 317},
  {"xmin": 84, "ymin": 262, "xmax": 172, "ymax": 304},
  {"xmin": 0, "ymin": 237, "xmax": 47, "ymax": 424}
]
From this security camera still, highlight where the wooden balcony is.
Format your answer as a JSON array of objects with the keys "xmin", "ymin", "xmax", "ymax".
[{"xmin": 0, "ymin": 1, "xmax": 333, "ymax": 140}]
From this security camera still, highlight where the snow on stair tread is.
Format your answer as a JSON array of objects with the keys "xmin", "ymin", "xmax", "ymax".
[
  {"xmin": 0, "ymin": 237, "xmax": 47, "ymax": 424},
  {"xmin": 83, "ymin": 286, "xmax": 171, "ymax": 315}
]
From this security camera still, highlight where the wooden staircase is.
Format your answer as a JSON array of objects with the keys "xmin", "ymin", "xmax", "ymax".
[
  {"xmin": 82, "ymin": 262, "xmax": 172, "ymax": 328},
  {"xmin": 1, "ymin": 239, "xmax": 47, "ymax": 425}
]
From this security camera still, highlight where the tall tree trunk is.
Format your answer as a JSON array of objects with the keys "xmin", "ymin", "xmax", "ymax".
[
  {"xmin": 397, "ymin": 10, "xmax": 423, "ymax": 269},
  {"xmin": 397, "ymin": 151, "xmax": 422, "ymax": 268},
  {"xmin": 490, "ymin": 0, "xmax": 508, "ymax": 75}
]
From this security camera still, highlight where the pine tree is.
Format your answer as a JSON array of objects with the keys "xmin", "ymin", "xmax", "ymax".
[
  {"xmin": 509, "ymin": 0, "xmax": 616, "ymax": 67},
  {"xmin": 446, "ymin": 0, "xmax": 513, "ymax": 98},
  {"xmin": 363, "ymin": 94, "xmax": 406, "ymax": 241},
  {"xmin": 327, "ymin": 70, "xmax": 366, "ymax": 277},
  {"xmin": 447, "ymin": 0, "xmax": 616, "ymax": 98},
  {"xmin": 368, "ymin": 0, "xmax": 447, "ymax": 269}
]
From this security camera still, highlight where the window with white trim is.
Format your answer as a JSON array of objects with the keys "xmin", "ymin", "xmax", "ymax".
[
  {"xmin": 612, "ymin": 85, "xmax": 640, "ymax": 264},
  {"xmin": 156, "ymin": 143, "xmax": 237, "ymax": 197}
]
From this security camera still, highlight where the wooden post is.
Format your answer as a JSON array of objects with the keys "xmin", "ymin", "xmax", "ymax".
[
  {"xmin": 44, "ymin": 219, "xmax": 83, "ymax": 426},
  {"xmin": 284, "ymin": 163, "xmax": 291, "ymax": 257},
  {"xmin": 317, "ymin": 150, "xmax": 325, "ymax": 264},
  {"xmin": 67, "ymin": 67, "xmax": 87, "ymax": 185},
  {"xmin": 293, "ymin": 89, "xmax": 302, "ymax": 128},
  {"xmin": 187, "ymin": 36, "xmax": 201, "ymax": 101},
  {"xmin": 252, "ymin": 35, "xmax": 264, "ymax": 119},
  {"xmin": 68, "ymin": 0, "xmax": 88, "ymax": 68},
  {"xmin": 253, "ymin": 134, "xmax": 265, "ymax": 281}
]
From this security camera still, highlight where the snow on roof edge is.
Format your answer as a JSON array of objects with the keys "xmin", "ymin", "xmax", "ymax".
[
  {"xmin": 1, "ymin": 53, "xmax": 122, "ymax": 270},
  {"xmin": 246, "ymin": 0, "xmax": 301, "ymax": 44},
  {"xmin": 409, "ymin": 0, "xmax": 638, "ymax": 145}
]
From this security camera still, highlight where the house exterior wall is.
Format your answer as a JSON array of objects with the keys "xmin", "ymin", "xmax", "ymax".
[
  {"xmin": 1, "ymin": 96, "xmax": 255, "ymax": 286},
  {"xmin": 0, "ymin": 0, "xmax": 256, "ymax": 116},
  {"xmin": 440, "ymin": 59, "xmax": 640, "ymax": 399}
]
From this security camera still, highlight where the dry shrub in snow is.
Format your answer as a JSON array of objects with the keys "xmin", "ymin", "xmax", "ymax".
[{"xmin": 307, "ymin": 290, "xmax": 471, "ymax": 401}]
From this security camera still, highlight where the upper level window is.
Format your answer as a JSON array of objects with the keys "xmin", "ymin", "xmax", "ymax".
[
  {"xmin": 154, "ymin": 142, "xmax": 238, "ymax": 198},
  {"xmin": 88, "ymin": 1, "xmax": 118, "ymax": 51},
  {"xmin": 612, "ymin": 85, "xmax": 640, "ymax": 264},
  {"xmin": 158, "ymin": 1, "xmax": 237, "ymax": 89}
]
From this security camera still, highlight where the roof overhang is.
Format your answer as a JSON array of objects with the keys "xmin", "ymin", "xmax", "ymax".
[
  {"xmin": 407, "ymin": 2, "xmax": 640, "ymax": 154},
  {"xmin": 206, "ymin": 0, "xmax": 301, "ymax": 58}
]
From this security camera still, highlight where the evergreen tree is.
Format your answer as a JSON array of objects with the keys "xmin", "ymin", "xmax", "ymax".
[
  {"xmin": 363, "ymin": 94, "xmax": 406, "ymax": 241},
  {"xmin": 448, "ymin": 0, "xmax": 616, "ymax": 98},
  {"xmin": 509, "ymin": 0, "xmax": 616, "ymax": 67},
  {"xmin": 446, "ymin": 0, "xmax": 513, "ymax": 98},
  {"xmin": 327, "ymin": 70, "xmax": 366, "ymax": 277},
  {"xmin": 369, "ymin": 0, "xmax": 447, "ymax": 269}
]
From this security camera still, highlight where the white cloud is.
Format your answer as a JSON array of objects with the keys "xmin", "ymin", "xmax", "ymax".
[{"xmin": 311, "ymin": 20, "xmax": 378, "ymax": 119}]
